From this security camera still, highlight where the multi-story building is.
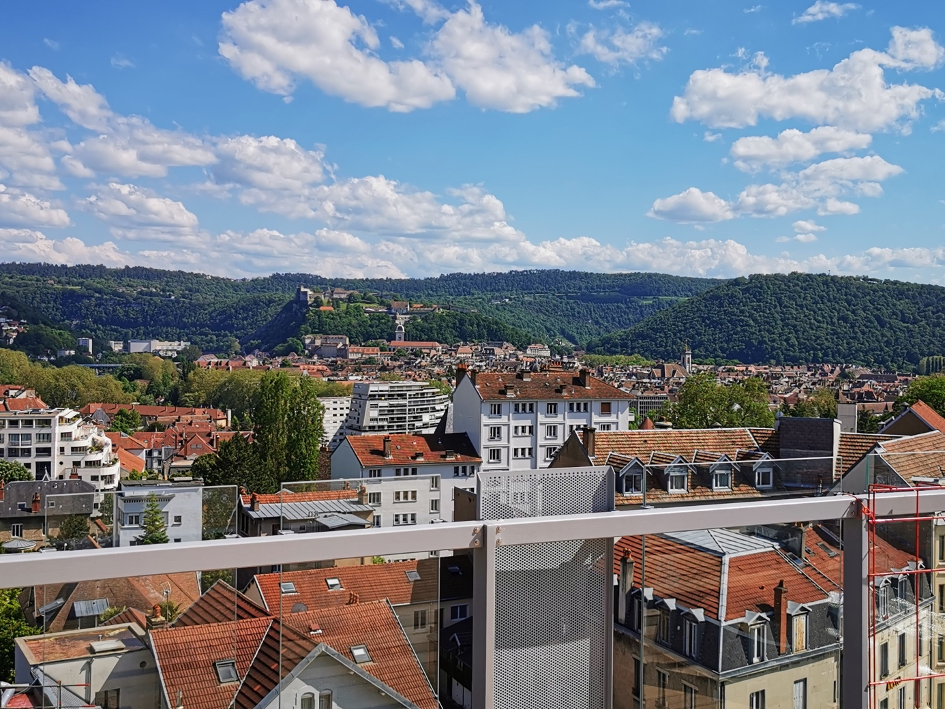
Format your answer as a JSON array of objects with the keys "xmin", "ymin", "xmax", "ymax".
[
  {"xmin": 0, "ymin": 479, "xmax": 94, "ymax": 550},
  {"xmin": 126, "ymin": 339, "xmax": 190, "ymax": 355},
  {"xmin": 319, "ymin": 395, "xmax": 352, "ymax": 450},
  {"xmin": 112, "ymin": 480, "xmax": 203, "ymax": 547},
  {"xmin": 330, "ymin": 432, "xmax": 481, "ymax": 529},
  {"xmin": 344, "ymin": 381, "xmax": 449, "ymax": 437},
  {"xmin": 452, "ymin": 368, "xmax": 633, "ymax": 471},
  {"xmin": 0, "ymin": 406, "xmax": 119, "ymax": 493}
]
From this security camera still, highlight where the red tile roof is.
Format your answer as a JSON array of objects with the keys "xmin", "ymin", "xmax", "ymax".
[
  {"xmin": 907, "ymin": 400, "xmax": 945, "ymax": 433},
  {"xmin": 878, "ymin": 430, "xmax": 945, "ymax": 483},
  {"xmin": 173, "ymin": 580, "xmax": 269, "ymax": 627},
  {"xmin": 239, "ymin": 489, "xmax": 358, "ymax": 506},
  {"xmin": 346, "ymin": 432, "xmax": 481, "ymax": 467},
  {"xmin": 471, "ymin": 371, "xmax": 633, "ymax": 401}
]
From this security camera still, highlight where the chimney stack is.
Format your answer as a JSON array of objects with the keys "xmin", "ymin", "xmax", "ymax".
[
  {"xmin": 383, "ymin": 436, "xmax": 392, "ymax": 459},
  {"xmin": 148, "ymin": 604, "xmax": 166, "ymax": 630},
  {"xmin": 347, "ymin": 591, "xmax": 360, "ymax": 605},
  {"xmin": 773, "ymin": 580, "xmax": 788, "ymax": 654},
  {"xmin": 250, "ymin": 492, "xmax": 260, "ymax": 512},
  {"xmin": 31, "ymin": 492, "xmax": 41, "ymax": 513},
  {"xmin": 584, "ymin": 426, "xmax": 597, "ymax": 459},
  {"xmin": 579, "ymin": 368, "xmax": 591, "ymax": 389},
  {"xmin": 456, "ymin": 364, "xmax": 468, "ymax": 386},
  {"xmin": 357, "ymin": 485, "xmax": 368, "ymax": 505},
  {"xmin": 618, "ymin": 552, "xmax": 634, "ymax": 625}
]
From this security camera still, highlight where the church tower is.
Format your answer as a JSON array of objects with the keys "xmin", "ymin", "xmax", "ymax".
[
  {"xmin": 394, "ymin": 322, "xmax": 405, "ymax": 342},
  {"xmin": 682, "ymin": 343, "xmax": 692, "ymax": 373}
]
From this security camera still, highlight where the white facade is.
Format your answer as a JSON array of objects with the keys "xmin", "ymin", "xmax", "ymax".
[
  {"xmin": 113, "ymin": 481, "xmax": 203, "ymax": 546},
  {"xmin": 452, "ymin": 372, "xmax": 632, "ymax": 472},
  {"xmin": 0, "ymin": 408, "xmax": 119, "ymax": 494},
  {"xmin": 330, "ymin": 441, "xmax": 477, "ymax": 536},
  {"xmin": 344, "ymin": 381, "xmax": 449, "ymax": 436},
  {"xmin": 319, "ymin": 396, "xmax": 352, "ymax": 451},
  {"xmin": 127, "ymin": 339, "xmax": 189, "ymax": 355}
]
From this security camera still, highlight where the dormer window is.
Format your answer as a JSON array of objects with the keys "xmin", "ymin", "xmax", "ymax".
[
  {"xmin": 792, "ymin": 612, "xmax": 809, "ymax": 652},
  {"xmin": 683, "ymin": 618, "xmax": 699, "ymax": 658},
  {"xmin": 878, "ymin": 581, "xmax": 890, "ymax": 618},
  {"xmin": 750, "ymin": 624, "xmax": 766, "ymax": 663},
  {"xmin": 712, "ymin": 468, "xmax": 731, "ymax": 491},
  {"xmin": 755, "ymin": 467, "xmax": 773, "ymax": 489},
  {"xmin": 668, "ymin": 471, "xmax": 687, "ymax": 493},
  {"xmin": 625, "ymin": 472, "xmax": 643, "ymax": 494}
]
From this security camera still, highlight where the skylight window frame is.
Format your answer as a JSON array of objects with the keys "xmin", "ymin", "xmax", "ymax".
[
  {"xmin": 214, "ymin": 659, "xmax": 239, "ymax": 684},
  {"xmin": 280, "ymin": 581, "xmax": 297, "ymax": 594},
  {"xmin": 350, "ymin": 644, "xmax": 372, "ymax": 664},
  {"xmin": 326, "ymin": 577, "xmax": 343, "ymax": 591}
]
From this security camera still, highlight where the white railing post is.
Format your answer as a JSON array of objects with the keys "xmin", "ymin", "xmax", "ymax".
[
  {"xmin": 841, "ymin": 502, "xmax": 870, "ymax": 709},
  {"xmin": 472, "ymin": 523, "xmax": 495, "ymax": 709}
]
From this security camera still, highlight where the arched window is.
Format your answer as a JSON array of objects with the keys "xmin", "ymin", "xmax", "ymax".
[{"xmin": 300, "ymin": 692, "xmax": 315, "ymax": 709}]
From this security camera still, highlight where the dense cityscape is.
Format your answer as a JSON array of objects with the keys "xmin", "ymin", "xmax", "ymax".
[{"xmin": 1, "ymin": 1, "xmax": 944, "ymax": 708}]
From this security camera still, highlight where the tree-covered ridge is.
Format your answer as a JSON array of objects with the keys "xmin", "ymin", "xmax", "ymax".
[
  {"xmin": 0, "ymin": 263, "xmax": 718, "ymax": 351},
  {"xmin": 588, "ymin": 273, "xmax": 945, "ymax": 370}
]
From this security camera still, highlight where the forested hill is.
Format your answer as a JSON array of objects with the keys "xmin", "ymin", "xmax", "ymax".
[
  {"xmin": 588, "ymin": 273, "xmax": 945, "ymax": 369},
  {"xmin": 0, "ymin": 263, "xmax": 717, "ymax": 350}
]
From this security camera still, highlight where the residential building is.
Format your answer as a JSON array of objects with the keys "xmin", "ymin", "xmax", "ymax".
[
  {"xmin": 439, "ymin": 616, "xmax": 472, "ymax": 709},
  {"xmin": 320, "ymin": 395, "xmax": 352, "ymax": 450},
  {"xmin": 126, "ymin": 339, "xmax": 190, "ymax": 355},
  {"xmin": 331, "ymin": 432, "xmax": 481, "ymax": 527},
  {"xmin": 0, "ymin": 406, "xmax": 120, "ymax": 491},
  {"xmin": 452, "ymin": 368, "xmax": 633, "ymax": 471},
  {"xmin": 628, "ymin": 392, "xmax": 670, "ymax": 418},
  {"xmin": 0, "ymin": 479, "xmax": 94, "ymax": 551},
  {"xmin": 13, "ymin": 623, "xmax": 159, "ymax": 708},
  {"xmin": 76, "ymin": 337, "xmax": 93, "ymax": 354},
  {"xmin": 344, "ymin": 380, "xmax": 450, "ymax": 437},
  {"xmin": 19, "ymin": 571, "xmax": 200, "ymax": 633},
  {"xmin": 879, "ymin": 399, "xmax": 945, "ymax": 436},
  {"xmin": 81, "ymin": 403, "xmax": 228, "ymax": 429},
  {"xmin": 525, "ymin": 343, "xmax": 551, "ymax": 358},
  {"xmin": 245, "ymin": 555, "xmax": 474, "ymax": 686},
  {"xmin": 112, "ymin": 480, "xmax": 204, "ymax": 547}
]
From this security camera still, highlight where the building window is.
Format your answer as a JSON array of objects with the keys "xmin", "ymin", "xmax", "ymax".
[
  {"xmin": 318, "ymin": 691, "xmax": 332, "ymax": 709},
  {"xmin": 430, "ymin": 499, "xmax": 439, "ymax": 513},
  {"xmin": 683, "ymin": 618, "xmax": 699, "ymax": 658},
  {"xmin": 410, "ymin": 467, "xmax": 417, "ymax": 476},
  {"xmin": 451, "ymin": 604, "xmax": 468, "ymax": 621},
  {"xmin": 598, "ymin": 423, "xmax": 612, "ymax": 431},
  {"xmin": 214, "ymin": 660, "xmax": 239, "ymax": 684},
  {"xmin": 544, "ymin": 446, "xmax": 559, "ymax": 460},
  {"xmin": 490, "ymin": 403, "xmax": 502, "ymax": 416},
  {"xmin": 631, "ymin": 656, "xmax": 640, "ymax": 699},
  {"xmin": 368, "ymin": 492, "xmax": 381, "ymax": 506},
  {"xmin": 792, "ymin": 613, "xmax": 808, "ymax": 653},
  {"xmin": 10, "ymin": 523, "xmax": 23, "ymax": 538},
  {"xmin": 939, "ymin": 584, "xmax": 945, "ymax": 613},
  {"xmin": 657, "ymin": 608, "xmax": 670, "ymax": 644},
  {"xmin": 879, "ymin": 583, "xmax": 890, "ymax": 618},
  {"xmin": 173, "ymin": 515, "xmax": 182, "ymax": 524},
  {"xmin": 126, "ymin": 514, "xmax": 140, "ymax": 526},
  {"xmin": 488, "ymin": 449, "xmax": 502, "ymax": 463},
  {"xmin": 513, "ymin": 447, "xmax": 533, "ymax": 458},
  {"xmin": 372, "ymin": 515, "xmax": 381, "ymax": 527},
  {"xmin": 600, "ymin": 401, "xmax": 612, "ymax": 415},
  {"xmin": 514, "ymin": 403, "xmax": 535, "ymax": 414},
  {"xmin": 394, "ymin": 490, "xmax": 417, "ymax": 503},
  {"xmin": 368, "ymin": 468, "xmax": 381, "ymax": 478},
  {"xmin": 656, "ymin": 670, "xmax": 668, "ymax": 707},
  {"xmin": 94, "ymin": 689, "xmax": 121, "ymax": 708},
  {"xmin": 568, "ymin": 402, "xmax": 589, "ymax": 413},
  {"xmin": 880, "ymin": 641, "xmax": 889, "ymax": 678},
  {"xmin": 489, "ymin": 426, "xmax": 502, "ymax": 440},
  {"xmin": 756, "ymin": 468, "xmax": 773, "ymax": 489},
  {"xmin": 545, "ymin": 425, "xmax": 558, "ymax": 438},
  {"xmin": 898, "ymin": 686, "xmax": 906, "ymax": 710},
  {"xmin": 683, "ymin": 684, "xmax": 697, "ymax": 710},
  {"xmin": 899, "ymin": 632, "xmax": 907, "ymax": 668},
  {"xmin": 300, "ymin": 693, "xmax": 315, "ymax": 709},
  {"xmin": 625, "ymin": 472, "xmax": 643, "ymax": 494},
  {"xmin": 430, "ymin": 476, "xmax": 439, "ymax": 490},
  {"xmin": 393, "ymin": 513, "xmax": 417, "ymax": 526},
  {"xmin": 750, "ymin": 624, "xmax": 765, "ymax": 663},
  {"xmin": 668, "ymin": 471, "xmax": 687, "ymax": 492},
  {"xmin": 712, "ymin": 469, "xmax": 731, "ymax": 490},
  {"xmin": 793, "ymin": 678, "xmax": 807, "ymax": 709},
  {"xmin": 514, "ymin": 425, "xmax": 534, "ymax": 435},
  {"xmin": 546, "ymin": 403, "xmax": 558, "ymax": 415},
  {"xmin": 749, "ymin": 690, "xmax": 766, "ymax": 709},
  {"xmin": 414, "ymin": 609, "xmax": 427, "ymax": 630}
]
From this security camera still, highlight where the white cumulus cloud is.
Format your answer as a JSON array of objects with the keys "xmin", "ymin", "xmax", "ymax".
[
  {"xmin": 647, "ymin": 187, "xmax": 734, "ymax": 223},
  {"xmin": 793, "ymin": 1, "xmax": 859, "ymax": 24},
  {"xmin": 730, "ymin": 126, "xmax": 872, "ymax": 171},
  {"xmin": 0, "ymin": 184, "xmax": 70, "ymax": 228},
  {"xmin": 576, "ymin": 22, "xmax": 667, "ymax": 66},
  {"xmin": 84, "ymin": 182, "xmax": 201, "ymax": 241}
]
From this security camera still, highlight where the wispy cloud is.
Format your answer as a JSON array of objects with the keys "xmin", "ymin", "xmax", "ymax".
[
  {"xmin": 744, "ymin": 5, "xmax": 763, "ymax": 13},
  {"xmin": 588, "ymin": 0, "xmax": 627, "ymax": 8},
  {"xmin": 43, "ymin": 38, "xmax": 59, "ymax": 50},
  {"xmin": 110, "ymin": 55, "xmax": 135, "ymax": 70},
  {"xmin": 793, "ymin": 1, "xmax": 859, "ymax": 24}
]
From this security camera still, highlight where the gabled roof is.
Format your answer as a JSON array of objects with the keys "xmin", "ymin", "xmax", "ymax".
[
  {"xmin": 880, "ymin": 400, "xmax": 945, "ymax": 435},
  {"xmin": 173, "ymin": 580, "xmax": 269, "ymax": 627},
  {"xmin": 876, "ymin": 430, "xmax": 945, "ymax": 483},
  {"xmin": 589, "ymin": 429, "xmax": 761, "ymax": 462},
  {"xmin": 345, "ymin": 432, "xmax": 481, "ymax": 467}
]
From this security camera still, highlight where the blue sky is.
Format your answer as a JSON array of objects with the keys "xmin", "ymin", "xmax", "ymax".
[{"xmin": 0, "ymin": 1, "xmax": 943, "ymax": 280}]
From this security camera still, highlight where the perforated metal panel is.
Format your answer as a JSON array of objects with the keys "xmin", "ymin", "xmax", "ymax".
[{"xmin": 478, "ymin": 467, "xmax": 614, "ymax": 708}]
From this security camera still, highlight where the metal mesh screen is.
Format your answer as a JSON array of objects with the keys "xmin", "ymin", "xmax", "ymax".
[{"xmin": 479, "ymin": 467, "xmax": 614, "ymax": 708}]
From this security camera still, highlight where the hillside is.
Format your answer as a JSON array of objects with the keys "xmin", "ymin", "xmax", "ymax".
[
  {"xmin": 0, "ymin": 264, "xmax": 716, "ymax": 351},
  {"xmin": 588, "ymin": 273, "xmax": 945, "ymax": 370}
]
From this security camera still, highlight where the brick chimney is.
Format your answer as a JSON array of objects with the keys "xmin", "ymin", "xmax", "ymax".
[
  {"xmin": 579, "ymin": 368, "xmax": 591, "ymax": 389},
  {"xmin": 773, "ymin": 580, "xmax": 788, "ymax": 654},
  {"xmin": 456, "ymin": 363, "xmax": 468, "ymax": 386},
  {"xmin": 357, "ymin": 485, "xmax": 368, "ymax": 505},
  {"xmin": 584, "ymin": 426, "xmax": 596, "ymax": 459},
  {"xmin": 383, "ymin": 436, "xmax": 392, "ymax": 459},
  {"xmin": 31, "ymin": 492, "xmax": 41, "ymax": 513},
  {"xmin": 641, "ymin": 417, "xmax": 655, "ymax": 431},
  {"xmin": 347, "ymin": 591, "xmax": 360, "ymax": 605},
  {"xmin": 250, "ymin": 492, "xmax": 260, "ymax": 512},
  {"xmin": 148, "ymin": 603, "xmax": 166, "ymax": 630}
]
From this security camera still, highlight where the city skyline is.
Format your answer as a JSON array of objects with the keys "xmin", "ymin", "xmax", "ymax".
[{"xmin": 0, "ymin": 1, "xmax": 943, "ymax": 281}]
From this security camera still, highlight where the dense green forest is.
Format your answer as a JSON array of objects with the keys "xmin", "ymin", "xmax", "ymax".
[
  {"xmin": 588, "ymin": 273, "xmax": 945, "ymax": 370},
  {"xmin": 0, "ymin": 264, "xmax": 716, "ymax": 351}
]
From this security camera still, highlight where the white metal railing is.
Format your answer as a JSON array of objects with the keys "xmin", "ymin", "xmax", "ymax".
[{"xmin": 3, "ymin": 487, "xmax": 945, "ymax": 708}]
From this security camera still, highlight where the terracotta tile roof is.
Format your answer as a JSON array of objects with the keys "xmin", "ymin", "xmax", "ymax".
[
  {"xmin": 173, "ymin": 580, "xmax": 269, "ymax": 627},
  {"xmin": 116, "ymin": 447, "xmax": 146, "ymax": 474},
  {"xmin": 105, "ymin": 431, "xmax": 149, "ymax": 449},
  {"xmin": 346, "ymin": 432, "xmax": 480, "ymax": 467},
  {"xmin": 234, "ymin": 619, "xmax": 315, "ymax": 708},
  {"xmin": 151, "ymin": 616, "xmax": 271, "ymax": 709},
  {"xmin": 748, "ymin": 428, "xmax": 780, "ymax": 455},
  {"xmin": 239, "ymin": 489, "xmax": 358, "ymax": 506},
  {"xmin": 281, "ymin": 601, "xmax": 438, "ymax": 709},
  {"xmin": 724, "ymin": 550, "xmax": 829, "ymax": 620},
  {"xmin": 589, "ymin": 429, "xmax": 762, "ymax": 462},
  {"xmin": 836, "ymin": 433, "xmax": 898, "ymax": 476},
  {"xmin": 470, "ymin": 371, "xmax": 633, "ymax": 401},
  {"xmin": 81, "ymin": 403, "xmax": 226, "ymax": 420},
  {"xmin": 878, "ymin": 430, "xmax": 945, "ymax": 483},
  {"xmin": 253, "ymin": 559, "xmax": 441, "ymax": 612},
  {"xmin": 903, "ymin": 400, "xmax": 945, "ymax": 433},
  {"xmin": 102, "ymin": 606, "xmax": 148, "ymax": 629},
  {"xmin": 0, "ymin": 397, "xmax": 49, "ymax": 411}
]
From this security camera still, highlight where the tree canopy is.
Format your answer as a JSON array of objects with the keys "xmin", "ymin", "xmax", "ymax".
[{"xmin": 658, "ymin": 373, "xmax": 774, "ymax": 429}]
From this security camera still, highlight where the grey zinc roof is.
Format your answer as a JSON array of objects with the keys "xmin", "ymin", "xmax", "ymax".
[
  {"xmin": 73, "ymin": 597, "xmax": 109, "ymax": 617},
  {"xmin": 314, "ymin": 512, "xmax": 372, "ymax": 529},
  {"xmin": 0, "ymin": 480, "xmax": 95, "ymax": 518},
  {"xmin": 245, "ymin": 499, "xmax": 373, "ymax": 521},
  {"xmin": 662, "ymin": 528, "xmax": 778, "ymax": 556}
]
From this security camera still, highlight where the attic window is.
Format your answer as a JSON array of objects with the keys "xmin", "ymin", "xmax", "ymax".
[
  {"xmin": 350, "ymin": 645, "xmax": 372, "ymax": 664},
  {"xmin": 214, "ymin": 660, "xmax": 239, "ymax": 684},
  {"xmin": 326, "ymin": 577, "xmax": 343, "ymax": 591},
  {"xmin": 405, "ymin": 570, "xmax": 421, "ymax": 582},
  {"xmin": 280, "ymin": 582, "xmax": 297, "ymax": 594},
  {"xmin": 756, "ymin": 468, "xmax": 773, "ymax": 490},
  {"xmin": 668, "ymin": 471, "xmax": 687, "ymax": 493}
]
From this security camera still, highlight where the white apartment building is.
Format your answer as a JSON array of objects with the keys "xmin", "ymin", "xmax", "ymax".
[
  {"xmin": 343, "ymin": 381, "xmax": 449, "ymax": 437},
  {"xmin": 0, "ymin": 408, "xmax": 120, "ymax": 494},
  {"xmin": 452, "ymin": 368, "xmax": 633, "ymax": 472},
  {"xmin": 126, "ymin": 339, "xmax": 189, "ymax": 355},
  {"xmin": 318, "ymin": 395, "xmax": 351, "ymax": 451},
  {"xmin": 330, "ymin": 433, "xmax": 481, "ymax": 537},
  {"xmin": 112, "ymin": 480, "xmax": 203, "ymax": 546}
]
